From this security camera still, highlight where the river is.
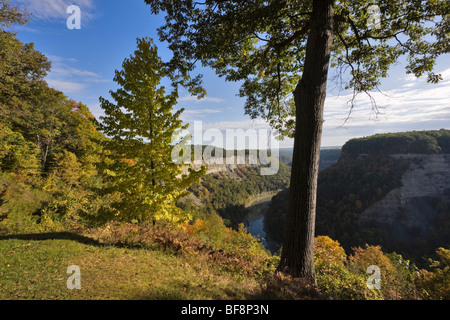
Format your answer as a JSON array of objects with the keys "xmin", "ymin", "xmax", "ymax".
[{"xmin": 244, "ymin": 191, "xmax": 282, "ymax": 254}]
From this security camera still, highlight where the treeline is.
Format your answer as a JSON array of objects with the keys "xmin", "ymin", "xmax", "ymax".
[
  {"xmin": 319, "ymin": 131, "xmax": 450, "ymax": 262},
  {"xmin": 341, "ymin": 129, "xmax": 450, "ymax": 159},
  {"xmin": 190, "ymin": 145, "xmax": 280, "ymax": 159},
  {"xmin": 0, "ymin": 3, "xmax": 204, "ymax": 233},
  {"xmin": 277, "ymin": 148, "xmax": 341, "ymax": 170},
  {"xmin": 312, "ymin": 236, "xmax": 450, "ymax": 300},
  {"xmin": 186, "ymin": 148, "xmax": 336, "ymax": 231},
  {"xmin": 0, "ymin": 4, "xmax": 107, "ymax": 232}
]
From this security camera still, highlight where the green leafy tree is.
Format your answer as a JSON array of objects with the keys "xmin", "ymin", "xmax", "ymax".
[
  {"xmin": 145, "ymin": 0, "xmax": 449, "ymax": 282},
  {"xmin": 0, "ymin": 1, "xmax": 69, "ymax": 171},
  {"xmin": 0, "ymin": 0, "xmax": 51, "ymax": 132},
  {"xmin": 99, "ymin": 38, "xmax": 205, "ymax": 224},
  {"xmin": 0, "ymin": 1, "xmax": 108, "ymax": 232},
  {"xmin": 0, "ymin": 124, "xmax": 40, "ymax": 179}
]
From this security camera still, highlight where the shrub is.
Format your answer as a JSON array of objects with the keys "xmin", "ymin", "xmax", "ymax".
[
  {"xmin": 417, "ymin": 247, "xmax": 450, "ymax": 299},
  {"xmin": 314, "ymin": 236, "xmax": 376, "ymax": 299},
  {"xmin": 348, "ymin": 244, "xmax": 416, "ymax": 299},
  {"xmin": 187, "ymin": 213, "xmax": 226, "ymax": 247},
  {"xmin": 0, "ymin": 173, "xmax": 48, "ymax": 234}
]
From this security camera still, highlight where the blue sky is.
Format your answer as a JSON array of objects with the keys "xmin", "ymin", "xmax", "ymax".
[{"xmin": 9, "ymin": 0, "xmax": 450, "ymax": 148}]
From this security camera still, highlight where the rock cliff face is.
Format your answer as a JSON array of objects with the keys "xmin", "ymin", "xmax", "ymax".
[
  {"xmin": 358, "ymin": 154, "xmax": 450, "ymax": 249},
  {"xmin": 202, "ymin": 154, "xmax": 262, "ymax": 175},
  {"xmin": 183, "ymin": 148, "xmax": 339, "ymax": 176},
  {"xmin": 182, "ymin": 154, "xmax": 262, "ymax": 178}
]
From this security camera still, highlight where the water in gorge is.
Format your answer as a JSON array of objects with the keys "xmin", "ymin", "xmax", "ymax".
[{"xmin": 244, "ymin": 191, "xmax": 282, "ymax": 254}]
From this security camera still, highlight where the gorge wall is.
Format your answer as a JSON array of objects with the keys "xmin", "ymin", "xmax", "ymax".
[
  {"xmin": 358, "ymin": 154, "xmax": 450, "ymax": 251},
  {"xmin": 264, "ymin": 130, "xmax": 450, "ymax": 263}
]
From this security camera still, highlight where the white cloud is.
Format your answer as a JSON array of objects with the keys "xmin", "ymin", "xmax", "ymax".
[
  {"xmin": 46, "ymin": 79, "xmax": 86, "ymax": 93},
  {"xmin": 44, "ymin": 54, "xmax": 110, "ymax": 93},
  {"xmin": 180, "ymin": 108, "xmax": 222, "ymax": 122},
  {"xmin": 51, "ymin": 66, "xmax": 101, "ymax": 79},
  {"xmin": 11, "ymin": 25, "xmax": 41, "ymax": 33},
  {"xmin": 200, "ymin": 119, "xmax": 272, "ymax": 132},
  {"xmin": 179, "ymin": 65, "xmax": 450, "ymax": 148},
  {"xmin": 321, "ymin": 67, "xmax": 450, "ymax": 145},
  {"xmin": 11, "ymin": 0, "xmax": 95, "ymax": 21},
  {"xmin": 183, "ymin": 108, "xmax": 222, "ymax": 115},
  {"xmin": 178, "ymin": 95, "xmax": 225, "ymax": 104},
  {"xmin": 180, "ymin": 118, "xmax": 287, "ymax": 149},
  {"xmin": 191, "ymin": 65, "xmax": 450, "ymax": 148}
]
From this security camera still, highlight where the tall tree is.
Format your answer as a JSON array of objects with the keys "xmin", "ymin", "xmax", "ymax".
[
  {"xmin": 0, "ymin": 0, "xmax": 53, "ymax": 169},
  {"xmin": 99, "ymin": 37, "xmax": 205, "ymax": 224},
  {"xmin": 0, "ymin": 1, "xmax": 108, "ymax": 231},
  {"xmin": 0, "ymin": 0, "xmax": 50, "ymax": 109},
  {"xmin": 145, "ymin": 0, "xmax": 449, "ymax": 282}
]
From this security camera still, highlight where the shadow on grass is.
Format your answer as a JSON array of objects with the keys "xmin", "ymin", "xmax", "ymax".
[
  {"xmin": 0, "ymin": 232, "xmax": 103, "ymax": 246},
  {"xmin": 0, "ymin": 231, "xmax": 159, "ymax": 251}
]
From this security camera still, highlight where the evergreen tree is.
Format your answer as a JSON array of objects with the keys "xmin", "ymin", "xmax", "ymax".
[{"xmin": 99, "ymin": 38, "xmax": 205, "ymax": 224}]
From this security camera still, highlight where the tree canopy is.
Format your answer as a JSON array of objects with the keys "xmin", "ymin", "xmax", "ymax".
[{"xmin": 146, "ymin": 0, "xmax": 449, "ymax": 136}]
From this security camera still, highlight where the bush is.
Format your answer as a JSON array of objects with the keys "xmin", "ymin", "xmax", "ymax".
[
  {"xmin": 187, "ymin": 213, "xmax": 226, "ymax": 247},
  {"xmin": 348, "ymin": 244, "xmax": 420, "ymax": 299},
  {"xmin": 314, "ymin": 236, "xmax": 376, "ymax": 299},
  {"xmin": 417, "ymin": 247, "xmax": 450, "ymax": 299},
  {"xmin": 0, "ymin": 173, "xmax": 49, "ymax": 234},
  {"xmin": 313, "ymin": 237, "xmax": 422, "ymax": 299}
]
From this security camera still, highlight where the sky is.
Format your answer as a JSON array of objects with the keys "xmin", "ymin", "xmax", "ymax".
[{"xmin": 9, "ymin": 0, "xmax": 450, "ymax": 148}]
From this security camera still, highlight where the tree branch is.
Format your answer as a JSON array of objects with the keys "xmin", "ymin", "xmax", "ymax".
[
  {"xmin": 272, "ymin": 22, "xmax": 311, "ymax": 52},
  {"xmin": 253, "ymin": 32, "xmax": 270, "ymax": 42}
]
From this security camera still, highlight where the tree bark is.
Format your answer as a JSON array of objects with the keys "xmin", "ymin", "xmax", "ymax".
[{"xmin": 277, "ymin": 0, "xmax": 334, "ymax": 283}]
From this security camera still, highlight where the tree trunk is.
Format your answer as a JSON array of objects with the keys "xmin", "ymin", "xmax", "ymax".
[{"xmin": 277, "ymin": 0, "xmax": 334, "ymax": 283}]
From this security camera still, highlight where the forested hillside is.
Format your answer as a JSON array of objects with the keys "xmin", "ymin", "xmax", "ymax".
[
  {"xmin": 341, "ymin": 130, "xmax": 450, "ymax": 159},
  {"xmin": 178, "ymin": 148, "xmax": 339, "ymax": 229},
  {"xmin": 0, "ymin": 11, "xmax": 108, "ymax": 232},
  {"xmin": 179, "ymin": 161, "xmax": 291, "ymax": 229},
  {"xmin": 0, "ymin": 6, "xmax": 203, "ymax": 233},
  {"xmin": 265, "ymin": 130, "xmax": 450, "ymax": 266},
  {"xmin": 2, "ymin": 1, "xmax": 450, "ymax": 301}
]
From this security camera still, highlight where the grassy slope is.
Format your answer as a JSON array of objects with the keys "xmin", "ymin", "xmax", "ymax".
[{"xmin": 0, "ymin": 237, "xmax": 261, "ymax": 300}]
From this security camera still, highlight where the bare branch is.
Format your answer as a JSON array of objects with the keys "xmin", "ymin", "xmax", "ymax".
[
  {"xmin": 253, "ymin": 32, "xmax": 270, "ymax": 42},
  {"xmin": 335, "ymin": 30, "xmax": 386, "ymax": 126}
]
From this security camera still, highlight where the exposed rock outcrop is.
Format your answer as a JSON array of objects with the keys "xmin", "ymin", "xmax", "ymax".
[
  {"xmin": 358, "ymin": 154, "xmax": 450, "ymax": 249},
  {"xmin": 182, "ymin": 153, "xmax": 264, "ymax": 176}
]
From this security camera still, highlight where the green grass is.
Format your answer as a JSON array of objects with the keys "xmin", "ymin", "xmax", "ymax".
[{"xmin": 0, "ymin": 238, "xmax": 261, "ymax": 300}]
